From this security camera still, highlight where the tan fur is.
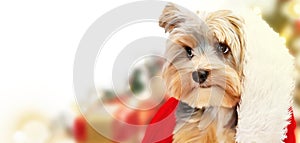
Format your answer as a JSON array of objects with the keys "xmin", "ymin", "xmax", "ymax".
[
  {"xmin": 206, "ymin": 10, "xmax": 246, "ymax": 75},
  {"xmin": 159, "ymin": 3, "xmax": 246, "ymax": 142}
]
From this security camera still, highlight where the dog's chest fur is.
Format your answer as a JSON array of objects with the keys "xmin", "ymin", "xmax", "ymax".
[{"xmin": 173, "ymin": 102, "xmax": 237, "ymax": 143}]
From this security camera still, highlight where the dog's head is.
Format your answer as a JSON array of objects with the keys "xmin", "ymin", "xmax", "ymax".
[{"xmin": 160, "ymin": 3, "xmax": 246, "ymax": 108}]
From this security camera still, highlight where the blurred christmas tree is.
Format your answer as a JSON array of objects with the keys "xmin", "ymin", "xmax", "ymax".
[
  {"xmin": 263, "ymin": 0, "xmax": 300, "ymax": 56},
  {"xmin": 130, "ymin": 69, "xmax": 145, "ymax": 94}
]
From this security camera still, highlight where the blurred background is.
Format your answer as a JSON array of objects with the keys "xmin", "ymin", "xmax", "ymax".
[{"xmin": 1, "ymin": 0, "xmax": 300, "ymax": 143}]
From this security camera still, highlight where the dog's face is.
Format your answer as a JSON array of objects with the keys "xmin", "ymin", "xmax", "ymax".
[{"xmin": 160, "ymin": 3, "xmax": 246, "ymax": 108}]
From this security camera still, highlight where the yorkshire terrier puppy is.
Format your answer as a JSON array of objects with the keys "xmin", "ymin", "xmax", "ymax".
[
  {"xmin": 144, "ymin": 2, "xmax": 294, "ymax": 143},
  {"xmin": 160, "ymin": 3, "xmax": 245, "ymax": 143}
]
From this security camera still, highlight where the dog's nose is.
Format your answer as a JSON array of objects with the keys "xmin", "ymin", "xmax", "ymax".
[{"xmin": 192, "ymin": 70, "xmax": 209, "ymax": 84}]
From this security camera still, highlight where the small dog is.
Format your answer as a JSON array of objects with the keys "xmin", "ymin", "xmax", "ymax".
[
  {"xmin": 144, "ymin": 2, "xmax": 294, "ymax": 143},
  {"xmin": 160, "ymin": 3, "xmax": 246, "ymax": 143}
]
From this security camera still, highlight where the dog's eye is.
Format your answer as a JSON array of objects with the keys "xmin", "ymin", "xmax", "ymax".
[
  {"xmin": 217, "ymin": 43, "xmax": 230, "ymax": 54},
  {"xmin": 184, "ymin": 46, "xmax": 194, "ymax": 59}
]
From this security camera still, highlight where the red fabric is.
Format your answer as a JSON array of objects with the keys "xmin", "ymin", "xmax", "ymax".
[
  {"xmin": 284, "ymin": 108, "xmax": 297, "ymax": 143},
  {"xmin": 143, "ymin": 97, "xmax": 297, "ymax": 143},
  {"xmin": 142, "ymin": 97, "xmax": 178, "ymax": 143}
]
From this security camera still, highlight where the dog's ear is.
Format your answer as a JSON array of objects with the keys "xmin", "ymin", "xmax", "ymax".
[
  {"xmin": 206, "ymin": 10, "xmax": 246, "ymax": 74},
  {"xmin": 159, "ymin": 3, "xmax": 186, "ymax": 33},
  {"xmin": 206, "ymin": 10, "xmax": 245, "ymax": 44}
]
